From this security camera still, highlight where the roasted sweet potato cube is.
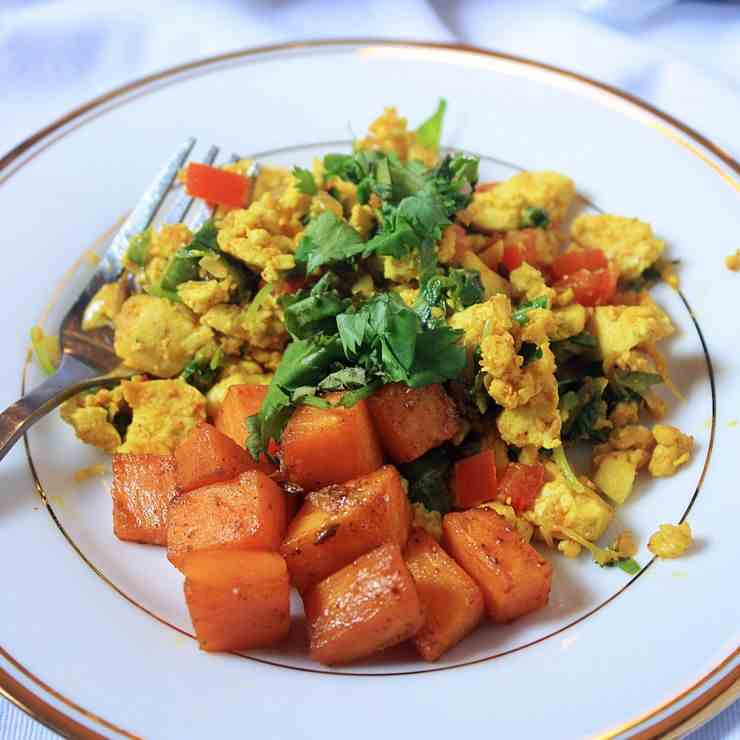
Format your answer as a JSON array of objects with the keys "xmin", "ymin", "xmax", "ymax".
[
  {"xmin": 367, "ymin": 383, "xmax": 460, "ymax": 463},
  {"xmin": 167, "ymin": 470, "xmax": 287, "ymax": 571},
  {"xmin": 442, "ymin": 509, "xmax": 552, "ymax": 623},
  {"xmin": 183, "ymin": 550, "xmax": 290, "ymax": 652},
  {"xmin": 174, "ymin": 423, "xmax": 255, "ymax": 493},
  {"xmin": 281, "ymin": 393, "xmax": 383, "ymax": 491},
  {"xmin": 304, "ymin": 543, "xmax": 423, "ymax": 665},
  {"xmin": 215, "ymin": 384, "xmax": 276, "ymax": 474},
  {"xmin": 280, "ymin": 465, "xmax": 411, "ymax": 593},
  {"xmin": 405, "ymin": 528, "xmax": 484, "ymax": 661},
  {"xmin": 111, "ymin": 453, "xmax": 177, "ymax": 545}
]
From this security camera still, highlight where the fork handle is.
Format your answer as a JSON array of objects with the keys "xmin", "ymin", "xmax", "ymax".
[{"xmin": 0, "ymin": 354, "xmax": 121, "ymax": 464}]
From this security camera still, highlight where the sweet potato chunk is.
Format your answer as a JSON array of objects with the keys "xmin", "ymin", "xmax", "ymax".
[
  {"xmin": 183, "ymin": 550, "xmax": 290, "ymax": 652},
  {"xmin": 367, "ymin": 383, "xmax": 460, "ymax": 463},
  {"xmin": 174, "ymin": 423, "xmax": 255, "ymax": 493},
  {"xmin": 304, "ymin": 543, "xmax": 423, "ymax": 665},
  {"xmin": 280, "ymin": 465, "xmax": 411, "ymax": 593},
  {"xmin": 405, "ymin": 528, "xmax": 484, "ymax": 661},
  {"xmin": 111, "ymin": 453, "xmax": 177, "ymax": 545},
  {"xmin": 442, "ymin": 509, "xmax": 552, "ymax": 623},
  {"xmin": 167, "ymin": 470, "xmax": 287, "ymax": 571},
  {"xmin": 281, "ymin": 393, "xmax": 383, "ymax": 491},
  {"xmin": 215, "ymin": 384, "xmax": 276, "ymax": 474}
]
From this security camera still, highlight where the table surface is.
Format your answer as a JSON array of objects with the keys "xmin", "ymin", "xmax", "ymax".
[{"xmin": 0, "ymin": 1, "xmax": 738, "ymax": 737}]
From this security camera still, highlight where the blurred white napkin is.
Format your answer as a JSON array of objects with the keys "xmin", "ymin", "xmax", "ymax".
[{"xmin": 0, "ymin": 1, "xmax": 738, "ymax": 739}]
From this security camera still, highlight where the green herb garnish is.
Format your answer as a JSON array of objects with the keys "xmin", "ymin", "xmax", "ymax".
[
  {"xmin": 415, "ymin": 98, "xmax": 447, "ymax": 150},
  {"xmin": 521, "ymin": 207, "xmax": 550, "ymax": 229},
  {"xmin": 292, "ymin": 166, "xmax": 318, "ymax": 196},
  {"xmin": 512, "ymin": 296, "xmax": 549, "ymax": 325}
]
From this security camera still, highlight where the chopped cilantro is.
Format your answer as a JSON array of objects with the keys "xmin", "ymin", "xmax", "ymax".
[
  {"xmin": 415, "ymin": 98, "xmax": 447, "ymax": 150},
  {"xmin": 126, "ymin": 228, "xmax": 151, "ymax": 266},
  {"xmin": 292, "ymin": 166, "xmax": 318, "ymax": 195},
  {"xmin": 294, "ymin": 211, "xmax": 364, "ymax": 275},
  {"xmin": 512, "ymin": 296, "xmax": 549, "ymax": 325},
  {"xmin": 521, "ymin": 207, "xmax": 550, "ymax": 229}
]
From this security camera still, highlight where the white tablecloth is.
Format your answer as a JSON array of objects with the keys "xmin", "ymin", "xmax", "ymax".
[{"xmin": 1, "ymin": 1, "xmax": 738, "ymax": 737}]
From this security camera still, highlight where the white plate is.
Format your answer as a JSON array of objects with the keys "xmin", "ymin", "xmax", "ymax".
[{"xmin": 0, "ymin": 40, "xmax": 738, "ymax": 739}]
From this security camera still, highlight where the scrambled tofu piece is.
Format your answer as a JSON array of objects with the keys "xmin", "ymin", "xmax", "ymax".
[
  {"xmin": 114, "ymin": 295, "xmax": 214, "ymax": 377},
  {"xmin": 349, "ymin": 204, "xmax": 376, "ymax": 240},
  {"xmin": 411, "ymin": 502, "xmax": 443, "ymax": 541},
  {"xmin": 462, "ymin": 171, "xmax": 575, "ymax": 232},
  {"xmin": 550, "ymin": 304, "xmax": 588, "ymax": 341},
  {"xmin": 593, "ymin": 424, "xmax": 654, "ymax": 472},
  {"xmin": 649, "ymin": 424, "xmax": 694, "ymax": 477},
  {"xmin": 725, "ymin": 249, "xmax": 740, "ymax": 272},
  {"xmin": 449, "ymin": 294, "xmax": 512, "ymax": 351},
  {"xmin": 496, "ymin": 376, "xmax": 561, "ymax": 449},
  {"xmin": 60, "ymin": 386, "xmax": 127, "ymax": 453},
  {"xmin": 609, "ymin": 401, "xmax": 640, "ymax": 428},
  {"xmin": 592, "ymin": 450, "xmax": 643, "ymax": 505},
  {"xmin": 309, "ymin": 191, "xmax": 344, "ymax": 220},
  {"xmin": 177, "ymin": 280, "xmax": 231, "ymax": 315},
  {"xmin": 253, "ymin": 166, "xmax": 293, "ymax": 200},
  {"xmin": 217, "ymin": 185, "xmax": 310, "ymax": 281},
  {"xmin": 201, "ymin": 291, "xmax": 287, "ymax": 350},
  {"xmin": 613, "ymin": 529, "xmax": 638, "ymax": 558},
  {"xmin": 459, "ymin": 252, "xmax": 510, "ymax": 298},
  {"xmin": 205, "ymin": 358, "xmax": 271, "ymax": 417},
  {"xmin": 141, "ymin": 224, "xmax": 193, "ymax": 286},
  {"xmin": 528, "ymin": 462, "xmax": 613, "ymax": 543},
  {"xmin": 82, "ymin": 280, "xmax": 127, "ymax": 330},
  {"xmin": 590, "ymin": 299, "xmax": 674, "ymax": 369},
  {"xmin": 571, "ymin": 214, "xmax": 665, "ymax": 280},
  {"xmin": 648, "ymin": 521, "xmax": 692, "ymax": 558},
  {"xmin": 509, "ymin": 263, "xmax": 556, "ymax": 305},
  {"xmin": 119, "ymin": 379, "xmax": 205, "ymax": 454},
  {"xmin": 355, "ymin": 106, "xmax": 436, "ymax": 164},
  {"xmin": 382, "ymin": 254, "xmax": 419, "ymax": 283}
]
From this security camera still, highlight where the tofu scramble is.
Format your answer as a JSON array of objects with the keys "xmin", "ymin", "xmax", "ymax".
[{"xmin": 51, "ymin": 103, "xmax": 698, "ymax": 660}]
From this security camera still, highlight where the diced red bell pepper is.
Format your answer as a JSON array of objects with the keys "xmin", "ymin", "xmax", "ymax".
[
  {"xmin": 554, "ymin": 267, "xmax": 617, "ymax": 306},
  {"xmin": 475, "ymin": 181, "xmax": 499, "ymax": 193},
  {"xmin": 551, "ymin": 249, "xmax": 608, "ymax": 280},
  {"xmin": 452, "ymin": 451, "xmax": 498, "ymax": 509},
  {"xmin": 497, "ymin": 463, "xmax": 545, "ymax": 515},
  {"xmin": 500, "ymin": 229, "xmax": 539, "ymax": 273},
  {"xmin": 185, "ymin": 163, "xmax": 252, "ymax": 208}
]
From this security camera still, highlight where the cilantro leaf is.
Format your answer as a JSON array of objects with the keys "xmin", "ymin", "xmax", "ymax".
[
  {"xmin": 610, "ymin": 370, "xmax": 663, "ymax": 401},
  {"xmin": 415, "ymin": 98, "xmax": 447, "ymax": 150},
  {"xmin": 408, "ymin": 326, "xmax": 466, "ymax": 387},
  {"xmin": 616, "ymin": 558, "xmax": 641, "ymax": 575},
  {"xmin": 292, "ymin": 166, "xmax": 318, "ymax": 195},
  {"xmin": 295, "ymin": 211, "xmax": 364, "ymax": 274},
  {"xmin": 521, "ymin": 207, "xmax": 550, "ymax": 229},
  {"xmin": 551, "ymin": 331, "xmax": 597, "ymax": 366},
  {"xmin": 246, "ymin": 335, "xmax": 344, "ymax": 459},
  {"xmin": 520, "ymin": 342, "xmax": 543, "ymax": 366},
  {"xmin": 279, "ymin": 273, "xmax": 349, "ymax": 339},
  {"xmin": 512, "ymin": 296, "xmax": 549, "ymax": 325}
]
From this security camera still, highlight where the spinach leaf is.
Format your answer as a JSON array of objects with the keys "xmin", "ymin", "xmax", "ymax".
[
  {"xmin": 609, "ymin": 370, "xmax": 662, "ymax": 401},
  {"xmin": 399, "ymin": 446, "xmax": 453, "ymax": 515},
  {"xmin": 551, "ymin": 331, "xmax": 597, "ymax": 365},
  {"xmin": 560, "ymin": 376, "xmax": 610, "ymax": 443},
  {"xmin": 415, "ymin": 98, "xmax": 447, "ymax": 150}
]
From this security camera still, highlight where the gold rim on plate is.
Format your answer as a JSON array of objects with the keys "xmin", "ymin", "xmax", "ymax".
[{"xmin": 1, "ymin": 38, "xmax": 738, "ymax": 740}]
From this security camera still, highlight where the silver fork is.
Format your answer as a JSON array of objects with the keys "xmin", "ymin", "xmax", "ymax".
[{"xmin": 0, "ymin": 138, "xmax": 224, "ymax": 463}]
